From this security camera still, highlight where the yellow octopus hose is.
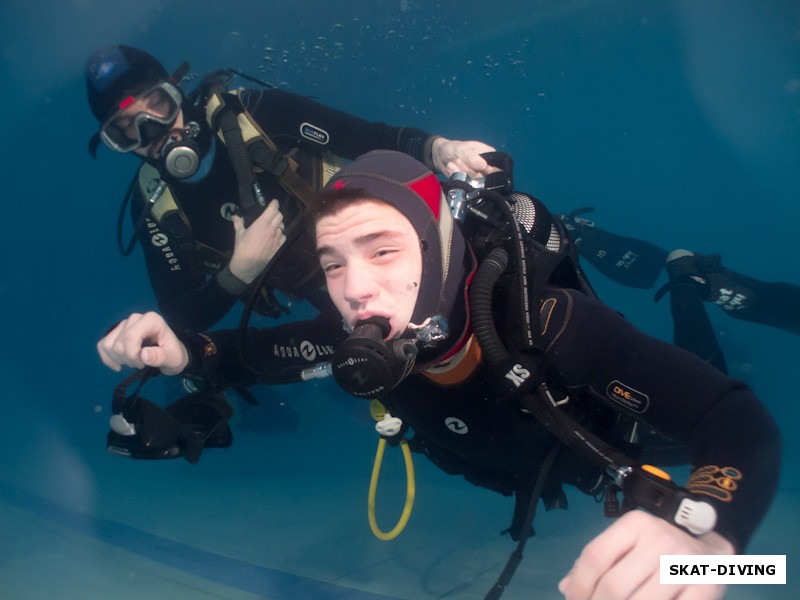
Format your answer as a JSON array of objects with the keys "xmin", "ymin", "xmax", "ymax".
[{"xmin": 367, "ymin": 437, "xmax": 415, "ymax": 540}]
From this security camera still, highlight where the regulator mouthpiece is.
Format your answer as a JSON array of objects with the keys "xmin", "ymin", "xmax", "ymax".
[
  {"xmin": 160, "ymin": 122, "xmax": 201, "ymax": 179},
  {"xmin": 331, "ymin": 317, "xmax": 417, "ymax": 399},
  {"xmin": 330, "ymin": 314, "xmax": 450, "ymax": 399}
]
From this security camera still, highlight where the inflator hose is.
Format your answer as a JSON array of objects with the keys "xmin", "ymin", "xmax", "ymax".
[
  {"xmin": 469, "ymin": 241, "xmax": 634, "ymax": 475},
  {"xmin": 469, "ymin": 246, "xmax": 512, "ymax": 366},
  {"xmin": 524, "ymin": 385, "xmax": 631, "ymax": 474}
]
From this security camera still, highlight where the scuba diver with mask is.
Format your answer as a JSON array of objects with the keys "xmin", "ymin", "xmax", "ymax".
[
  {"xmin": 97, "ymin": 151, "xmax": 780, "ymax": 600},
  {"xmin": 86, "ymin": 45, "xmax": 499, "ymax": 331}
]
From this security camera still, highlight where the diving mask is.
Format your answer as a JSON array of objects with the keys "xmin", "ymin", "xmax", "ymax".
[{"xmin": 99, "ymin": 81, "xmax": 182, "ymax": 152}]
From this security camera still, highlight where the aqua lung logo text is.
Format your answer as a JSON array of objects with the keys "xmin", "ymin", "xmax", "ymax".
[
  {"xmin": 504, "ymin": 363, "xmax": 531, "ymax": 387},
  {"xmin": 445, "ymin": 417, "xmax": 468, "ymax": 434},
  {"xmin": 147, "ymin": 221, "xmax": 181, "ymax": 271},
  {"xmin": 300, "ymin": 122, "xmax": 329, "ymax": 145},
  {"xmin": 274, "ymin": 342, "xmax": 334, "ymax": 360},
  {"xmin": 336, "ymin": 356, "xmax": 368, "ymax": 368},
  {"xmin": 299, "ymin": 341, "xmax": 318, "ymax": 361}
]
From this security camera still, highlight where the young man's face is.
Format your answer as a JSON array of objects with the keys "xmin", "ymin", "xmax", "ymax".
[{"xmin": 316, "ymin": 199, "xmax": 423, "ymax": 339}]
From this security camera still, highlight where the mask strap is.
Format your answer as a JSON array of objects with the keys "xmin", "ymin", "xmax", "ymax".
[
  {"xmin": 88, "ymin": 133, "xmax": 102, "ymax": 158},
  {"xmin": 111, "ymin": 367, "xmax": 161, "ymax": 416}
]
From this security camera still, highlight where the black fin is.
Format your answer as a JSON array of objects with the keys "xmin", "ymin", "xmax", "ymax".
[{"xmin": 560, "ymin": 210, "xmax": 668, "ymax": 289}]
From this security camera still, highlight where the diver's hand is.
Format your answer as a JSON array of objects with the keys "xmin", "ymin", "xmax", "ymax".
[
  {"xmin": 97, "ymin": 312, "xmax": 189, "ymax": 376},
  {"xmin": 228, "ymin": 199, "xmax": 286, "ymax": 285},
  {"xmin": 431, "ymin": 138, "xmax": 499, "ymax": 178},
  {"xmin": 559, "ymin": 510, "xmax": 732, "ymax": 600}
]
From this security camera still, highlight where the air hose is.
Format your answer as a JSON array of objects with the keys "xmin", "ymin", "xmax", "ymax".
[{"xmin": 469, "ymin": 246, "xmax": 511, "ymax": 366}]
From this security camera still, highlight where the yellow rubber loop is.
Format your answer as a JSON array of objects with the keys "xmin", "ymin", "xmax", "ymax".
[{"xmin": 368, "ymin": 437, "xmax": 415, "ymax": 541}]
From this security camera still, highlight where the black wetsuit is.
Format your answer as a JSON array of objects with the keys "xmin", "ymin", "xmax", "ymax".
[
  {"xmin": 183, "ymin": 285, "xmax": 780, "ymax": 552},
  {"xmin": 131, "ymin": 88, "xmax": 437, "ymax": 330}
]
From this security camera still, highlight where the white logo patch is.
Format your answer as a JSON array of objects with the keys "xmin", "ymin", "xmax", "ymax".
[
  {"xmin": 300, "ymin": 122, "xmax": 329, "ymax": 145},
  {"xmin": 300, "ymin": 340, "xmax": 317, "ymax": 361},
  {"xmin": 445, "ymin": 417, "xmax": 468, "ymax": 434},
  {"xmin": 220, "ymin": 202, "xmax": 238, "ymax": 221}
]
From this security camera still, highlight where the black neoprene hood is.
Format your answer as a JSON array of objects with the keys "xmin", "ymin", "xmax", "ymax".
[{"xmin": 324, "ymin": 150, "xmax": 471, "ymax": 363}]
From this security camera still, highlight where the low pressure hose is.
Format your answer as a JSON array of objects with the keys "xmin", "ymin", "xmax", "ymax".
[
  {"xmin": 470, "ymin": 238, "xmax": 633, "ymax": 476},
  {"xmin": 469, "ymin": 244, "xmax": 630, "ymax": 474},
  {"xmin": 469, "ymin": 246, "xmax": 511, "ymax": 366}
]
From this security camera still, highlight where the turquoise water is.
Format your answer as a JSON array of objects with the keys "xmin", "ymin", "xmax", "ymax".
[{"xmin": 1, "ymin": 1, "xmax": 798, "ymax": 598}]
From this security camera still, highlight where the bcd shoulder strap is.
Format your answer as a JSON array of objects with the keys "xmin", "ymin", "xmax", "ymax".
[
  {"xmin": 136, "ymin": 162, "xmax": 229, "ymax": 272},
  {"xmin": 205, "ymin": 88, "xmax": 347, "ymax": 211},
  {"xmin": 137, "ymin": 163, "xmax": 193, "ymax": 251}
]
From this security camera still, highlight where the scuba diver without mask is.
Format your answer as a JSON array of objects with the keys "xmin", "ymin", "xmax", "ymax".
[
  {"xmin": 97, "ymin": 150, "xmax": 779, "ymax": 599},
  {"xmin": 309, "ymin": 151, "xmax": 477, "ymax": 399},
  {"xmin": 311, "ymin": 150, "xmax": 574, "ymax": 401}
]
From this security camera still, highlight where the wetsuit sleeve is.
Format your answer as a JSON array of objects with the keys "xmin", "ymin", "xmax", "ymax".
[
  {"xmin": 130, "ymin": 188, "xmax": 239, "ymax": 331},
  {"xmin": 179, "ymin": 308, "xmax": 348, "ymax": 388},
  {"xmin": 536, "ymin": 288, "xmax": 781, "ymax": 551},
  {"xmin": 240, "ymin": 88, "xmax": 437, "ymax": 167}
]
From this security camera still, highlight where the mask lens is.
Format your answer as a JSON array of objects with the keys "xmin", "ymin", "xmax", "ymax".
[
  {"xmin": 100, "ymin": 119, "xmax": 139, "ymax": 152},
  {"xmin": 99, "ymin": 82, "xmax": 182, "ymax": 153}
]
